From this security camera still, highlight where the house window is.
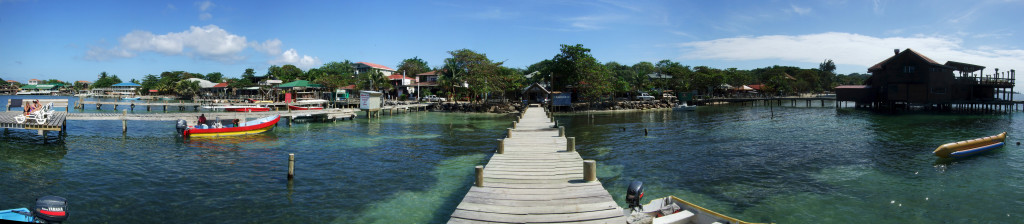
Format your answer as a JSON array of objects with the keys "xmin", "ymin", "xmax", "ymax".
[
  {"xmin": 903, "ymin": 65, "xmax": 915, "ymax": 73},
  {"xmin": 931, "ymin": 87, "xmax": 946, "ymax": 94}
]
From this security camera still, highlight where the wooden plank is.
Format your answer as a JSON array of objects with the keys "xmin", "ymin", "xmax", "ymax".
[
  {"xmin": 451, "ymin": 208, "xmax": 623, "ymax": 223},
  {"xmin": 456, "ymin": 201, "xmax": 620, "ymax": 215}
]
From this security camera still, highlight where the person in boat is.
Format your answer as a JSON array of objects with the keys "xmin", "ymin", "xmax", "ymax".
[
  {"xmin": 198, "ymin": 114, "xmax": 207, "ymax": 126},
  {"xmin": 233, "ymin": 119, "xmax": 240, "ymax": 127}
]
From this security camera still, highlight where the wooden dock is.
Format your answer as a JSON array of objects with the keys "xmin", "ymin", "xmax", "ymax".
[{"xmin": 449, "ymin": 106, "xmax": 623, "ymax": 223}]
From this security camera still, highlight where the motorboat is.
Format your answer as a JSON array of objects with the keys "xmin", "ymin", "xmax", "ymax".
[
  {"xmin": 625, "ymin": 181, "xmax": 769, "ymax": 224},
  {"xmin": 180, "ymin": 115, "xmax": 279, "ymax": 138}
]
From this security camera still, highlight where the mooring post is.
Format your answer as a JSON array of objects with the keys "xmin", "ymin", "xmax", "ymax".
[
  {"xmin": 583, "ymin": 160, "xmax": 597, "ymax": 182},
  {"xmin": 507, "ymin": 128, "xmax": 513, "ymax": 138},
  {"xmin": 497, "ymin": 139, "xmax": 505, "ymax": 154},
  {"xmin": 512, "ymin": 121, "xmax": 517, "ymax": 129},
  {"xmin": 567, "ymin": 137, "xmax": 575, "ymax": 152},
  {"xmin": 288, "ymin": 153, "xmax": 295, "ymax": 179},
  {"xmin": 552, "ymin": 119, "xmax": 558, "ymax": 128},
  {"xmin": 475, "ymin": 165, "xmax": 484, "ymax": 187},
  {"xmin": 121, "ymin": 109, "xmax": 127, "ymax": 133},
  {"xmin": 644, "ymin": 128, "xmax": 648, "ymax": 136},
  {"xmin": 559, "ymin": 126, "xmax": 565, "ymax": 137}
]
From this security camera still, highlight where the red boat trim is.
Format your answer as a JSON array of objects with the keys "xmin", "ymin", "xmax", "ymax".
[{"xmin": 186, "ymin": 115, "xmax": 280, "ymax": 136}]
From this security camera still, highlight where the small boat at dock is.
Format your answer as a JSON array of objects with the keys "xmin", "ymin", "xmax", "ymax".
[
  {"xmin": 0, "ymin": 196, "xmax": 68, "ymax": 224},
  {"xmin": 625, "ymin": 181, "xmax": 769, "ymax": 224},
  {"xmin": 181, "ymin": 115, "xmax": 279, "ymax": 138},
  {"xmin": 673, "ymin": 103, "xmax": 696, "ymax": 111},
  {"xmin": 288, "ymin": 105, "xmax": 323, "ymax": 110},
  {"xmin": 121, "ymin": 97, "xmax": 141, "ymax": 101},
  {"xmin": 933, "ymin": 132, "xmax": 1007, "ymax": 158},
  {"xmin": 222, "ymin": 106, "xmax": 271, "ymax": 112}
]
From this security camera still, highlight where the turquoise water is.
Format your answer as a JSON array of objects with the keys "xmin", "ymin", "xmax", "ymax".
[{"xmin": 2, "ymin": 95, "xmax": 1023, "ymax": 223}]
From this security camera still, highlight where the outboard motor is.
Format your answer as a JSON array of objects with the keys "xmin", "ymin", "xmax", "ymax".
[
  {"xmin": 626, "ymin": 181, "xmax": 644, "ymax": 212},
  {"xmin": 176, "ymin": 119, "xmax": 188, "ymax": 135},
  {"xmin": 32, "ymin": 196, "xmax": 67, "ymax": 224}
]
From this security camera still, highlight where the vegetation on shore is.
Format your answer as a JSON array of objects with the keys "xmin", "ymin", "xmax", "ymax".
[{"xmin": 6, "ymin": 44, "xmax": 870, "ymax": 100}]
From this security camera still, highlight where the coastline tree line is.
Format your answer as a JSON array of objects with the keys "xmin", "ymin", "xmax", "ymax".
[{"xmin": 69, "ymin": 44, "xmax": 869, "ymax": 101}]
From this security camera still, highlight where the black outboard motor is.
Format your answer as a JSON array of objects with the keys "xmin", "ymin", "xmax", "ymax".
[
  {"xmin": 32, "ymin": 196, "xmax": 67, "ymax": 224},
  {"xmin": 626, "ymin": 181, "xmax": 644, "ymax": 212},
  {"xmin": 176, "ymin": 119, "xmax": 188, "ymax": 135}
]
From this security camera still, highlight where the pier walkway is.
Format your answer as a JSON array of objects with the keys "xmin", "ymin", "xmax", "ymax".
[{"xmin": 449, "ymin": 106, "xmax": 623, "ymax": 223}]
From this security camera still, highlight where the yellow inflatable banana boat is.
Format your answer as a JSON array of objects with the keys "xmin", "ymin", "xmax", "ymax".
[{"xmin": 933, "ymin": 132, "xmax": 1006, "ymax": 158}]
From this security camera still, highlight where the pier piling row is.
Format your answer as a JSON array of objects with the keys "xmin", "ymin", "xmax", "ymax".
[{"xmin": 449, "ymin": 106, "xmax": 623, "ymax": 223}]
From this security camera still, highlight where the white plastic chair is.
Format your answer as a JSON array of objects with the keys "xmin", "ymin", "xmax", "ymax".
[{"xmin": 14, "ymin": 102, "xmax": 54, "ymax": 124}]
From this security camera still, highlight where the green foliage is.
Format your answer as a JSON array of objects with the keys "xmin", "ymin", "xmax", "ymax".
[
  {"xmin": 92, "ymin": 71, "xmax": 123, "ymax": 88},
  {"xmin": 397, "ymin": 57, "xmax": 431, "ymax": 76},
  {"xmin": 175, "ymin": 80, "xmax": 201, "ymax": 98},
  {"xmin": 141, "ymin": 74, "xmax": 159, "ymax": 93},
  {"xmin": 356, "ymin": 69, "xmax": 391, "ymax": 91},
  {"xmin": 438, "ymin": 49, "xmax": 504, "ymax": 102},
  {"xmin": 550, "ymin": 44, "xmax": 613, "ymax": 101},
  {"xmin": 819, "ymin": 59, "xmax": 837, "ymax": 89},
  {"xmin": 206, "ymin": 72, "xmax": 224, "ymax": 83},
  {"xmin": 267, "ymin": 64, "xmax": 304, "ymax": 82},
  {"xmin": 310, "ymin": 61, "xmax": 356, "ymax": 89}
]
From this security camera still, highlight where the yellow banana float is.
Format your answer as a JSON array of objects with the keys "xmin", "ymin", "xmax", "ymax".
[{"xmin": 933, "ymin": 132, "xmax": 1006, "ymax": 158}]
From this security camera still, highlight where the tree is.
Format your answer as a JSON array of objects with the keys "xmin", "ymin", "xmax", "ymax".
[
  {"xmin": 550, "ymin": 44, "xmax": 613, "ymax": 101},
  {"xmin": 396, "ymin": 57, "xmax": 431, "ymax": 76},
  {"xmin": 439, "ymin": 49, "xmax": 502, "ymax": 102},
  {"xmin": 242, "ymin": 68, "xmax": 257, "ymax": 82},
  {"xmin": 140, "ymin": 74, "xmax": 160, "ymax": 93},
  {"xmin": 92, "ymin": 72, "xmax": 123, "ymax": 88},
  {"xmin": 356, "ymin": 69, "xmax": 391, "ymax": 91},
  {"xmin": 206, "ymin": 72, "xmax": 224, "ymax": 83},
  {"xmin": 309, "ymin": 61, "xmax": 356, "ymax": 89},
  {"xmin": 819, "ymin": 59, "xmax": 837, "ymax": 90},
  {"xmin": 175, "ymin": 80, "xmax": 201, "ymax": 98}
]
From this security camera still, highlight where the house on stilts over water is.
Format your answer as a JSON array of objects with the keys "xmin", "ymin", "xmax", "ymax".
[{"xmin": 836, "ymin": 48, "xmax": 1016, "ymax": 112}]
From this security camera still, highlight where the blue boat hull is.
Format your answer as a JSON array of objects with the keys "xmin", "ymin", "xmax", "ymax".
[
  {"xmin": 0, "ymin": 208, "xmax": 34, "ymax": 222},
  {"xmin": 950, "ymin": 142, "xmax": 1004, "ymax": 158}
]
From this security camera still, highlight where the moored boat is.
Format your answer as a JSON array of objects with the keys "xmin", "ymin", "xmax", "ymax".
[
  {"xmin": 182, "ymin": 115, "xmax": 279, "ymax": 138},
  {"xmin": 933, "ymin": 132, "xmax": 1007, "ymax": 158},
  {"xmin": 0, "ymin": 196, "xmax": 68, "ymax": 224},
  {"xmin": 625, "ymin": 181, "xmax": 769, "ymax": 224},
  {"xmin": 288, "ymin": 105, "xmax": 323, "ymax": 110},
  {"xmin": 673, "ymin": 103, "xmax": 696, "ymax": 111},
  {"xmin": 121, "ymin": 97, "xmax": 141, "ymax": 101},
  {"xmin": 223, "ymin": 106, "xmax": 271, "ymax": 112}
]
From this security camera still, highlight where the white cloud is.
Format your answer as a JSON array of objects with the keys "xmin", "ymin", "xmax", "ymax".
[
  {"xmin": 197, "ymin": 1, "xmax": 214, "ymax": 11},
  {"xmin": 116, "ymin": 25, "xmax": 248, "ymax": 61},
  {"xmin": 788, "ymin": 5, "xmax": 811, "ymax": 15},
  {"xmin": 676, "ymin": 32, "xmax": 1024, "ymax": 73},
  {"xmin": 196, "ymin": 1, "xmax": 215, "ymax": 20},
  {"xmin": 270, "ymin": 49, "xmax": 321, "ymax": 70},
  {"xmin": 565, "ymin": 15, "xmax": 623, "ymax": 30},
  {"xmin": 85, "ymin": 25, "xmax": 319, "ymax": 66},
  {"xmin": 251, "ymin": 39, "xmax": 283, "ymax": 55},
  {"xmin": 872, "ymin": 0, "xmax": 886, "ymax": 14}
]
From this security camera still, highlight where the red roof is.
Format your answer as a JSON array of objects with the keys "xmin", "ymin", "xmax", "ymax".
[
  {"xmin": 387, "ymin": 74, "xmax": 415, "ymax": 80},
  {"xmin": 213, "ymin": 82, "xmax": 229, "ymax": 88},
  {"xmin": 29, "ymin": 79, "xmax": 41, "ymax": 81},
  {"xmin": 76, "ymin": 80, "xmax": 92, "ymax": 83},
  {"xmin": 339, "ymin": 84, "xmax": 357, "ymax": 90},
  {"xmin": 415, "ymin": 71, "xmax": 438, "ymax": 76},
  {"xmin": 747, "ymin": 84, "xmax": 765, "ymax": 90},
  {"xmin": 6, "ymin": 80, "xmax": 17, "ymax": 83},
  {"xmin": 148, "ymin": 89, "xmax": 159, "ymax": 93},
  {"xmin": 356, "ymin": 62, "xmax": 396, "ymax": 71}
]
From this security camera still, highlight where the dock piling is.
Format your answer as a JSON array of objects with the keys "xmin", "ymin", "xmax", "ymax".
[
  {"xmin": 507, "ymin": 128, "xmax": 513, "ymax": 138},
  {"xmin": 475, "ymin": 165, "xmax": 484, "ymax": 187},
  {"xmin": 567, "ymin": 137, "xmax": 575, "ymax": 152},
  {"xmin": 288, "ymin": 153, "xmax": 295, "ymax": 179},
  {"xmin": 497, "ymin": 139, "xmax": 505, "ymax": 154},
  {"xmin": 559, "ymin": 126, "xmax": 565, "ymax": 137},
  {"xmin": 583, "ymin": 160, "xmax": 596, "ymax": 182},
  {"xmin": 121, "ymin": 109, "xmax": 127, "ymax": 133}
]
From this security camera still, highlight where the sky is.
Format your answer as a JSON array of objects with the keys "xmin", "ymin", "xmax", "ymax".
[{"xmin": 2, "ymin": 0, "xmax": 1023, "ymax": 89}]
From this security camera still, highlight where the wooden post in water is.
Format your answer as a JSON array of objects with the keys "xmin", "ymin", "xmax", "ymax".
[
  {"xmin": 559, "ymin": 126, "xmax": 565, "ymax": 137},
  {"xmin": 288, "ymin": 153, "xmax": 295, "ymax": 179},
  {"xmin": 507, "ymin": 128, "xmax": 513, "ymax": 138},
  {"xmin": 497, "ymin": 139, "xmax": 505, "ymax": 154},
  {"xmin": 512, "ymin": 121, "xmax": 517, "ymax": 129},
  {"xmin": 567, "ymin": 137, "xmax": 575, "ymax": 152},
  {"xmin": 583, "ymin": 160, "xmax": 596, "ymax": 182},
  {"xmin": 121, "ymin": 109, "xmax": 127, "ymax": 133},
  {"xmin": 475, "ymin": 165, "xmax": 484, "ymax": 187}
]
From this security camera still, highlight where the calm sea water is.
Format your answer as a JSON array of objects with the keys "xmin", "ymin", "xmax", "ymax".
[{"xmin": 1, "ymin": 95, "xmax": 1023, "ymax": 223}]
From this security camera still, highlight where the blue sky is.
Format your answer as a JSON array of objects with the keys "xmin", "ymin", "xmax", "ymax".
[{"xmin": 2, "ymin": 0, "xmax": 1023, "ymax": 88}]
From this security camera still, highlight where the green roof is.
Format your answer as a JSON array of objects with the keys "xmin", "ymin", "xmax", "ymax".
[{"xmin": 278, "ymin": 80, "xmax": 323, "ymax": 88}]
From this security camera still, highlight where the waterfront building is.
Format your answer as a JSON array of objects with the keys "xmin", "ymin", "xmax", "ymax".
[
  {"xmin": 354, "ymin": 62, "xmax": 396, "ymax": 77},
  {"xmin": 91, "ymin": 82, "xmax": 141, "ymax": 95},
  {"xmin": 27, "ymin": 79, "xmax": 41, "ymax": 85},
  {"xmin": 836, "ymin": 48, "xmax": 1016, "ymax": 111}
]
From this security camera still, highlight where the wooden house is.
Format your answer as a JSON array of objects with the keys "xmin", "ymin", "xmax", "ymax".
[{"xmin": 836, "ymin": 48, "xmax": 1015, "ymax": 111}]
